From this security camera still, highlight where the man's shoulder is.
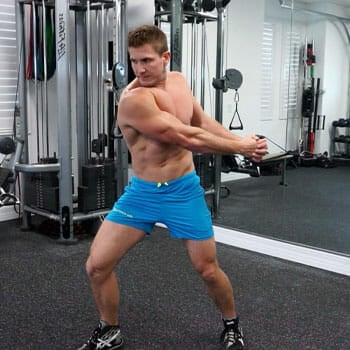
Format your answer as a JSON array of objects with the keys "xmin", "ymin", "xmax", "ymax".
[
  {"xmin": 167, "ymin": 70, "xmax": 186, "ymax": 80},
  {"xmin": 121, "ymin": 85, "xmax": 152, "ymax": 103}
]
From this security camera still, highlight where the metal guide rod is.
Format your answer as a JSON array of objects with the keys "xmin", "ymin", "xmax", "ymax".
[
  {"xmin": 15, "ymin": 0, "xmax": 30, "ymax": 230},
  {"xmin": 97, "ymin": 8, "xmax": 101, "ymax": 136},
  {"xmin": 115, "ymin": 0, "xmax": 129, "ymax": 198},
  {"xmin": 105, "ymin": 7, "xmax": 110, "ymax": 153},
  {"xmin": 97, "ymin": 4, "xmax": 107, "ymax": 145},
  {"xmin": 15, "ymin": 1, "xmax": 28, "ymax": 163},
  {"xmin": 200, "ymin": 19, "xmax": 206, "ymax": 108},
  {"xmin": 116, "ymin": 0, "xmax": 127, "ymax": 65},
  {"xmin": 32, "ymin": 1, "xmax": 40, "ymax": 161},
  {"xmin": 100, "ymin": 4, "xmax": 106, "ymax": 143},
  {"xmin": 75, "ymin": 9, "xmax": 88, "ymax": 185},
  {"xmin": 214, "ymin": 1, "xmax": 225, "ymax": 216},
  {"xmin": 191, "ymin": 18, "xmax": 198, "ymax": 95},
  {"xmin": 170, "ymin": 0, "xmax": 183, "ymax": 72},
  {"xmin": 55, "ymin": 0, "xmax": 74, "ymax": 240},
  {"xmin": 42, "ymin": 0, "xmax": 49, "ymax": 157},
  {"xmin": 86, "ymin": 0, "xmax": 92, "ymax": 157}
]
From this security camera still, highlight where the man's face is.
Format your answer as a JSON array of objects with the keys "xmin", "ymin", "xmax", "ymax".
[{"xmin": 129, "ymin": 44, "xmax": 170, "ymax": 87}]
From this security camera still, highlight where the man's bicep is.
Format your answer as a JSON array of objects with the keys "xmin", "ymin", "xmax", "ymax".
[
  {"xmin": 119, "ymin": 92, "xmax": 158, "ymax": 129},
  {"xmin": 119, "ymin": 93, "xmax": 184, "ymax": 143},
  {"xmin": 191, "ymin": 98, "xmax": 206, "ymax": 127}
]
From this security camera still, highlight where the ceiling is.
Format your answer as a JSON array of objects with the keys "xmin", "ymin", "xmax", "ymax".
[{"xmin": 297, "ymin": 0, "xmax": 350, "ymax": 8}]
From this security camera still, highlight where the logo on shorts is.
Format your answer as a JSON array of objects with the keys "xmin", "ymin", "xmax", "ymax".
[{"xmin": 113, "ymin": 207, "xmax": 133, "ymax": 218}]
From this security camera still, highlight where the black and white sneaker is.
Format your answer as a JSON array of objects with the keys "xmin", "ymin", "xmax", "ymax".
[
  {"xmin": 220, "ymin": 324, "xmax": 244, "ymax": 349},
  {"xmin": 77, "ymin": 322, "xmax": 124, "ymax": 350}
]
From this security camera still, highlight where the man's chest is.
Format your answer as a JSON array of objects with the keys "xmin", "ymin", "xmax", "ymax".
[{"xmin": 153, "ymin": 87, "xmax": 193, "ymax": 125}]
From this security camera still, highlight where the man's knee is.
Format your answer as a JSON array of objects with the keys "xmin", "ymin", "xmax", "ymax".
[
  {"xmin": 195, "ymin": 262, "xmax": 219, "ymax": 283},
  {"xmin": 85, "ymin": 255, "xmax": 111, "ymax": 283}
]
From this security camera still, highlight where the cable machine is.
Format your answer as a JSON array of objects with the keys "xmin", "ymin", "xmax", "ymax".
[
  {"xmin": 155, "ymin": 0, "xmax": 231, "ymax": 217},
  {"xmin": 15, "ymin": 0, "xmax": 129, "ymax": 241},
  {"xmin": 14, "ymin": 0, "xmax": 232, "ymax": 238}
]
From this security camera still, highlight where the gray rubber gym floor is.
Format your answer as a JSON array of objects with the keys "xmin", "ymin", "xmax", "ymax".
[{"xmin": 0, "ymin": 220, "xmax": 349, "ymax": 349}]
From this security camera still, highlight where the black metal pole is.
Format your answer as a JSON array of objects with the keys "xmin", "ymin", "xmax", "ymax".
[{"xmin": 213, "ymin": 1, "xmax": 225, "ymax": 217}]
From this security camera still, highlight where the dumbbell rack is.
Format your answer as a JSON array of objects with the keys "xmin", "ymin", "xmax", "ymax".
[{"xmin": 331, "ymin": 118, "xmax": 350, "ymax": 161}]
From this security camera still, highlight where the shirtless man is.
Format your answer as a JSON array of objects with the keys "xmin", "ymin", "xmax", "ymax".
[{"xmin": 78, "ymin": 25, "xmax": 267, "ymax": 350}]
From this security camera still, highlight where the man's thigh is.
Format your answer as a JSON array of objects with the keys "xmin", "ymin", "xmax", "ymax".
[
  {"xmin": 89, "ymin": 220, "xmax": 146, "ymax": 271},
  {"xmin": 183, "ymin": 237, "xmax": 218, "ymax": 269}
]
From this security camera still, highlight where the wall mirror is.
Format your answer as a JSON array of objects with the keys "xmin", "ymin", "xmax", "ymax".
[{"xmin": 212, "ymin": 0, "xmax": 350, "ymax": 257}]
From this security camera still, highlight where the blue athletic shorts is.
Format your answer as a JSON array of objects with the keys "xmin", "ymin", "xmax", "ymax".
[{"xmin": 105, "ymin": 171, "xmax": 214, "ymax": 240}]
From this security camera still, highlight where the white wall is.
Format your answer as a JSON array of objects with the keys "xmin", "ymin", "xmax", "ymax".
[
  {"xmin": 223, "ymin": 0, "xmax": 265, "ymax": 136},
  {"xmin": 319, "ymin": 20, "xmax": 350, "ymax": 153}
]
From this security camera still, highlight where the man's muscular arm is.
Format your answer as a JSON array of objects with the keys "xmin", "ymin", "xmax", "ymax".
[
  {"xmin": 117, "ymin": 88, "xmax": 261, "ymax": 158},
  {"xmin": 191, "ymin": 97, "xmax": 268, "ymax": 162}
]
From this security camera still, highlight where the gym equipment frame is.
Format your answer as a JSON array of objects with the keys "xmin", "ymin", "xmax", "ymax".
[{"xmin": 15, "ymin": 0, "xmax": 127, "ymax": 242}]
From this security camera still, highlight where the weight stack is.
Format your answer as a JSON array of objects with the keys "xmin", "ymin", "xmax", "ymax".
[
  {"xmin": 193, "ymin": 154, "xmax": 214, "ymax": 190},
  {"xmin": 78, "ymin": 162, "xmax": 116, "ymax": 213},
  {"xmin": 24, "ymin": 171, "xmax": 59, "ymax": 213}
]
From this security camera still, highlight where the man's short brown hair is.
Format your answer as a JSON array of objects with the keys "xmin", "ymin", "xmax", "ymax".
[{"xmin": 128, "ymin": 25, "xmax": 168, "ymax": 55}]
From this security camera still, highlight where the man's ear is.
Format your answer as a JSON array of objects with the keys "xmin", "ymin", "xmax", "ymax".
[{"xmin": 162, "ymin": 50, "xmax": 171, "ymax": 65}]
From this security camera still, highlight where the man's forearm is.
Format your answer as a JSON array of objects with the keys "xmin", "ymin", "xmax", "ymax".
[
  {"xmin": 201, "ymin": 116, "xmax": 242, "ymax": 142},
  {"xmin": 184, "ymin": 127, "xmax": 244, "ymax": 155}
]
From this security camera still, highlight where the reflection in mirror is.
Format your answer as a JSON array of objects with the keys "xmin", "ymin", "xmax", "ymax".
[{"xmin": 213, "ymin": 0, "xmax": 350, "ymax": 256}]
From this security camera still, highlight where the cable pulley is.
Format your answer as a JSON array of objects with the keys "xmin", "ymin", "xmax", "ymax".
[
  {"xmin": 225, "ymin": 68, "xmax": 243, "ymax": 90},
  {"xmin": 212, "ymin": 68, "xmax": 244, "ymax": 130},
  {"xmin": 112, "ymin": 62, "xmax": 127, "ymax": 91}
]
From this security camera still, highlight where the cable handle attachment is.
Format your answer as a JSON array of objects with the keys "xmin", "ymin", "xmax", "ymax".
[{"xmin": 229, "ymin": 90, "xmax": 243, "ymax": 130}]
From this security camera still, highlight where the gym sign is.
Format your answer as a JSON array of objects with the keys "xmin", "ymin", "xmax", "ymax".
[{"xmin": 57, "ymin": 13, "xmax": 66, "ymax": 61}]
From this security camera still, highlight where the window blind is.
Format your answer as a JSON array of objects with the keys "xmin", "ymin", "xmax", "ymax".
[
  {"xmin": 260, "ymin": 22, "xmax": 274, "ymax": 121},
  {"xmin": 0, "ymin": 0, "xmax": 17, "ymax": 135},
  {"xmin": 281, "ymin": 30, "xmax": 301, "ymax": 119}
]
